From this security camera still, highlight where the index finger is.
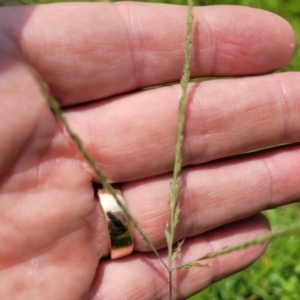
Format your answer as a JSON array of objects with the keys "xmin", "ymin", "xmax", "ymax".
[{"xmin": 0, "ymin": 2, "xmax": 295, "ymax": 105}]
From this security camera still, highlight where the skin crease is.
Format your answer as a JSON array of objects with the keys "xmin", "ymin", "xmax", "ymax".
[{"xmin": 0, "ymin": 2, "xmax": 299, "ymax": 299}]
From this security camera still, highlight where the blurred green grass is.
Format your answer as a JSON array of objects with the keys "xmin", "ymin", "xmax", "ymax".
[
  {"xmin": 191, "ymin": 204, "xmax": 300, "ymax": 300},
  {"xmin": 1, "ymin": 0, "xmax": 300, "ymax": 299}
]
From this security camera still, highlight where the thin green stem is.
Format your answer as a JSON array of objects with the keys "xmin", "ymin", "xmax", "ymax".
[
  {"xmin": 173, "ymin": 223, "xmax": 300, "ymax": 270},
  {"xmin": 41, "ymin": 82, "xmax": 167, "ymax": 269},
  {"xmin": 167, "ymin": 1, "xmax": 193, "ymax": 298}
]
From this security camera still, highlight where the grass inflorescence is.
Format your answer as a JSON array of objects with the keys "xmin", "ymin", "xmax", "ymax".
[{"xmin": 165, "ymin": 0, "xmax": 194, "ymax": 298}]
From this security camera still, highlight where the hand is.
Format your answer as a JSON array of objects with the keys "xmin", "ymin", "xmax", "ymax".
[{"xmin": 0, "ymin": 2, "xmax": 298, "ymax": 299}]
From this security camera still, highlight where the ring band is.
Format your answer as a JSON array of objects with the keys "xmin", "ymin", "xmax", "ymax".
[{"xmin": 98, "ymin": 189, "xmax": 134, "ymax": 259}]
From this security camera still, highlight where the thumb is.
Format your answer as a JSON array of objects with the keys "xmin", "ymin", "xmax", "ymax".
[{"xmin": 0, "ymin": 57, "xmax": 46, "ymax": 177}]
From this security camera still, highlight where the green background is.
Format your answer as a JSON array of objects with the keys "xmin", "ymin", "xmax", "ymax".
[{"xmin": 1, "ymin": 0, "xmax": 300, "ymax": 299}]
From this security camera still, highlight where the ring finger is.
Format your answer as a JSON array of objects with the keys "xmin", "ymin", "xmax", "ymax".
[{"xmin": 120, "ymin": 143, "xmax": 300, "ymax": 251}]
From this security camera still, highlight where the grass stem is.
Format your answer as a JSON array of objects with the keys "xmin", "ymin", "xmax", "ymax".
[
  {"xmin": 40, "ymin": 81, "xmax": 167, "ymax": 269},
  {"xmin": 166, "ymin": 1, "xmax": 193, "ymax": 298}
]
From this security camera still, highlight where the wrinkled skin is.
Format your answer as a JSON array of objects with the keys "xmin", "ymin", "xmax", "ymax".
[{"xmin": 0, "ymin": 2, "xmax": 299, "ymax": 299}]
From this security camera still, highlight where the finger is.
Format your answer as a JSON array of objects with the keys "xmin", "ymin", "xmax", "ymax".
[
  {"xmin": 1, "ymin": 3, "xmax": 294, "ymax": 105},
  {"xmin": 66, "ymin": 72, "xmax": 300, "ymax": 182},
  {"xmin": 91, "ymin": 214, "xmax": 269, "ymax": 300},
  {"xmin": 121, "ymin": 144, "xmax": 300, "ymax": 251}
]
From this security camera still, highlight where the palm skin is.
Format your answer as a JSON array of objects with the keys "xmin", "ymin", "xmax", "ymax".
[{"xmin": 0, "ymin": 2, "xmax": 299, "ymax": 299}]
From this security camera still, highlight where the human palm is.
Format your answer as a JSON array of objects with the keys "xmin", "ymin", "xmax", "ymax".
[{"xmin": 0, "ymin": 2, "xmax": 299, "ymax": 299}]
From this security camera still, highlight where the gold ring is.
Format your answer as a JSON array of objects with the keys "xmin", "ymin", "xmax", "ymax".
[{"xmin": 98, "ymin": 189, "xmax": 134, "ymax": 259}]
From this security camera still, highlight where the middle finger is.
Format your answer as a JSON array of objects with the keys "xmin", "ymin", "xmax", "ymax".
[{"xmin": 65, "ymin": 72, "xmax": 300, "ymax": 181}]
